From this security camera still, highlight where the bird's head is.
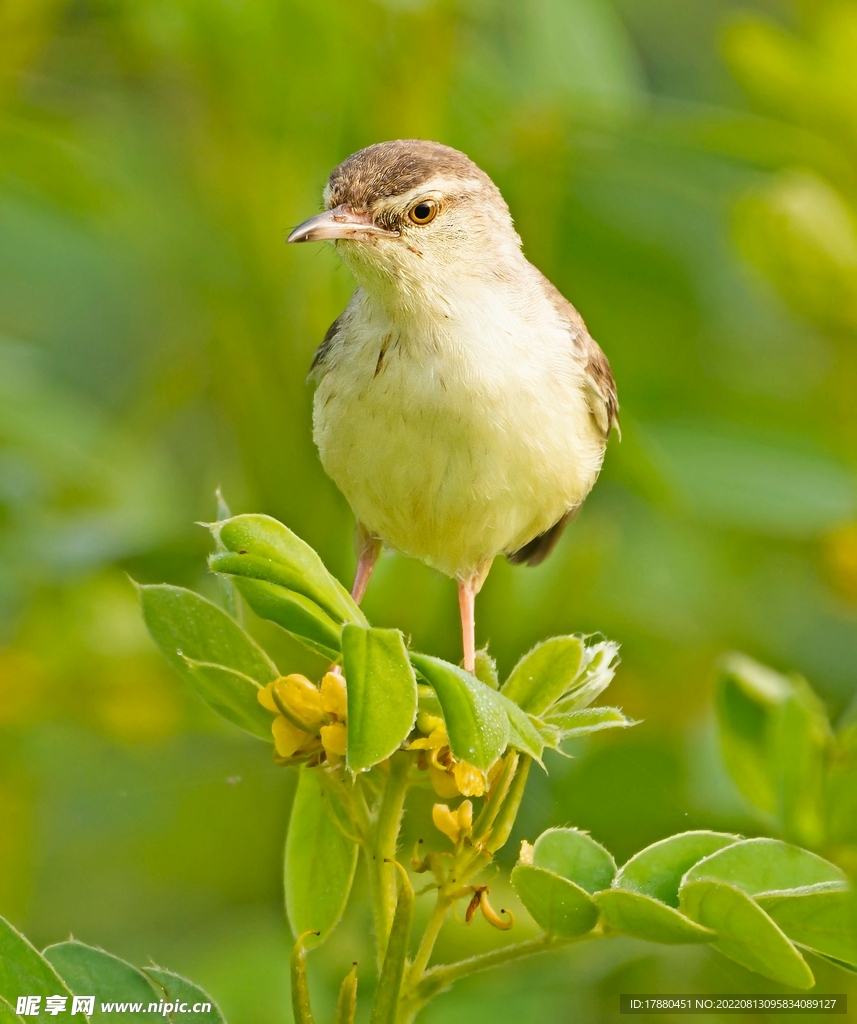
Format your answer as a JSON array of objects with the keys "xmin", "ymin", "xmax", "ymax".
[{"xmin": 287, "ymin": 140, "xmax": 522, "ymax": 298}]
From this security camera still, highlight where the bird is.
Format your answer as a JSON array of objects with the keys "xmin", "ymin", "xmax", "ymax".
[{"xmin": 287, "ymin": 140, "xmax": 618, "ymax": 674}]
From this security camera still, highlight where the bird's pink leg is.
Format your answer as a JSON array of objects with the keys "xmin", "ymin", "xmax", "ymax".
[
  {"xmin": 352, "ymin": 527, "xmax": 382, "ymax": 604},
  {"xmin": 457, "ymin": 561, "xmax": 493, "ymax": 674}
]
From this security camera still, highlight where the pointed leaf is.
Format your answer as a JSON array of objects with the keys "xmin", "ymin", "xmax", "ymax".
[
  {"xmin": 547, "ymin": 639, "xmax": 621, "ymax": 714},
  {"xmin": 756, "ymin": 889, "xmax": 857, "ymax": 966},
  {"xmin": 616, "ymin": 831, "xmax": 741, "ymax": 908},
  {"xmin": 543, "ymin": 706, "xmax": 634, "ymax": 738},
  {"xmin": 495, "ymin": 692, "xmax": 544, "ymax": 761},
  {"xmin": 409, "ymin": 653, "xmax": 509, "ymax": 770},
  {"xmin": 596, "ymin": 890, "xmax": 714, "ymax": 944},
  {"xmin": 501, "ymin": 636, "xmax": 584, "ymax": 714},
  {"xmin": 684, "ymin": 838, "xmax": 847, "ymax": 897},
  {"xmin": 285, "ymin": 768, "xmax": 358, "ymax": 947},
  {"xmin": 140, "ymin": 584, "xmax": 279, "ymax": 685},
  {"xmin": 342, "ymin": 625, "xmax": 417, "ymax": 772},
  {"xmin": 473, "ymin": 650, "xmax": 499, "ymax": 690},
  {"xmin": 144, "ymin": 967, "xmax": 225, "ymax": 1022},
  {"xmin": 211, "ymin": 514, "xmax": 366, "ymax": 626},
  {"xmin": 0, "ymin": 917, "xmax": 73, "ymax": 1010},
  {"xmin": 44, "ymin": 942, "xmax": 159, "ymax": 1021},
  {"xmin": 680, "ymin": 879, "xmax": 814, "ymax": 989},
  {"xmin": 532, "ymin": 827, "xmax": 615, "ymax": 893},
  {"xmin": 231, "ymin": 577, "xmax": 342, "ymax": 658},
  {"xmin": 181, "ymin": 660, "xmax": 273, "ymax": 740},
  {"xmin": 511, "ymin": 865, "xmax": 599, "ymax": 937}
]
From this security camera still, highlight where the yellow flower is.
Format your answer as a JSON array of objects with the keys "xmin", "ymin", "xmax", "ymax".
[
  {"xmin": 320, "ymin": 671, "xmax": 348, "ymax": 720},
  {"xmin": 272, "ymin": 716, "xmax": 313, "ymax": 758},
  {"xmin": 452, "ymin": 761, "xmax": 487, "ymax": 797},
  {"xmin": 320, "ymin": 721, "xmax": 348, "ymax": 757},
  {"xmin": 432, "ymin": 800, "xmax": 473, "ymax": 844},
  {"xmin": 258, "ymin": 674, "xmax": 324, "ymax": 730}
]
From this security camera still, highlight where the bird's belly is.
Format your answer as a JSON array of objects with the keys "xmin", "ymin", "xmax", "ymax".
[{"xmin": 313, "ymin": 339, "xmax": 604, "ymax": 578}]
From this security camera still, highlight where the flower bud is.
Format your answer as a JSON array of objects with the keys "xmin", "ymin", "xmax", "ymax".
[{"xmin": 432, "ymin": 803, "xmax": 462, "ymax": 844}]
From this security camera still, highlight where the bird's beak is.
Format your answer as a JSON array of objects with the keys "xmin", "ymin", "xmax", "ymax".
[{"xmin": 287, "ymin": 205, "xmax": 399, "ymax": 243}]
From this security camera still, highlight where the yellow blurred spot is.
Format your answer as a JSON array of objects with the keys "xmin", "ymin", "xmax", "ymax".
[
  {"xmin": 272, "ymin": 716, "xmax": 313, "ymax": 758},
  {"xmin": 320, "ymin": 671, "xmax": 348, "ymax": 720},
  {"xmin": 519, "ymin": 840, "xmax": 534, "ymax": 865},
  {"xmin": 824, "ymin": 523, "xmax": 857, "ymax": 603}
]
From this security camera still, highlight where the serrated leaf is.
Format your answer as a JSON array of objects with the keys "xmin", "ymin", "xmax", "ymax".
[
  {"xmin": 543, "ymin": 706, "xmax": 634, "ymax": 738},
  {"xmin": 511, "ymin": 865, "xmax": 599, "ymax": 938},
  {"xmin": 140, "ymin": 584, "xmax": 279, "ymax": 685},
  {"xmin": 532, "ymin": 827, "xmax": 615, "ymax": 893},
  {"xmin": 181, "ymin": 660, "xmax": 274, "ymax": 740},
  {"xmin": 756, "ymin": 889, "xmax": 857, "ymax": 966},
  {"xmin": 616, "ymin": 831, "xmax": 741, "ymax": 908},
  {"xmin": 231, "ymin": 577, "xmax": 342, "ymax": 658},
  {"xmin": 495, "ymin": 692, "xmax": 544, "ymax": 761},
  {"xmin": 211, "ymin": 514, "xmax": 366, "ymax": 626},
  {"xmin": 342, "ymin": 625, "xmax": 417, "ymax": 772},
  {"xmin": 680, "ymin": 879, "xmax": 814, "ymax": 989},
  {"xmin": 409, "ymin": 653, "xmax": 509, "ymax": 770},
  {"xmin": 473, "ymin": 649, "xmax": 499, "ymax": 690},
  {"xmin": 44, "ymin": 942, "xmax": 158, "ymax": 1022},
  {"xmin": 285, "ymin": 767, "xmax": 358, "ymax": 948},
  {"xmin": 501, "ymin": 636, "xmax": 584, "ymax": 714},
  {"xmin": 0, "ymin": 917, "xmax": 74, "ymax": 1011},
  {"xmin": 144, "ymin": 967, "xmax": 225, "ymax": 1022},
  {"xmin": 683, "ymin": 838, "xmax": 847, "ymax": 897},
  {"xmin": 596, "ymin": 890, "xmax": 714, "ymax": 944}
]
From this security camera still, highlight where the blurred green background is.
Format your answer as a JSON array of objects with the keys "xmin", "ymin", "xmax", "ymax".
[{"xmin": 2, "ymin": 0, "xmax": 857, "ymax": 1020}]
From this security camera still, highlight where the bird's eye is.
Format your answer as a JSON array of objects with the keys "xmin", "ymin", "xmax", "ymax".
[{"xmin": 408, "ymin": 200, "xmax": 438, "ymax": 225}]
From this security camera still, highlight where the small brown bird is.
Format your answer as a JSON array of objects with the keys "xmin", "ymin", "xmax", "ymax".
[{"xmin": 288, "ymin": 140, "xmax": 618, "ymax": 672}]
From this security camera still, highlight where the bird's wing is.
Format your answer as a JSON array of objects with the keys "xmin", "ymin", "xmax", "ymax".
[
  {"xmin": 537, "ymin": 270, "xmax": 620, "ymax": 440},
  {"xmin": 307, "ymin": 311, "xmax": 345, "ymax": 383}
]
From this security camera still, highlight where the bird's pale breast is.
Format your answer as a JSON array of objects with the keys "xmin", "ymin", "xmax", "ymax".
[{"xmin": 312, "ymin": 285, "xmax": 606, "ymax": 579}]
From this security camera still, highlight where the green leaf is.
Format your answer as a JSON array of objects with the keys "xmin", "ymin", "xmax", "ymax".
[
  {"xmin": 541, "ymin": 639, "xmax": 621, "ymax": 715},
  {"xmin": 501, "ymin": 636, "xmax": 584, "ymax": 714},
  {"xmin": 44, "ymin": 941, "xmax": 159, "ymax": 1022},
  {"xmin": 143, "ymin": 968, "xmax": 226, "ymax": 1022},
  {"xmin": 532, "ymin": 828, "xmax": 616, "ymax": 893},
  {"xmin": 0, "ymin": 996, "xmax": 23, "ymax": 1024},
  {"xmin": 0, "ymin": 917, "xmax": 73, "ymax": 1010},
  {"xmin": 334, "ymin": 965, "xmax": 358, "ymax": 1024},
  {"xmin": 495, "ymin": 692, "xmax": 544, "ymax": 762},
  {"xmin": 616, "ymin": 831, "xmax": 741, "ymax": 908},
  {"xmin": 683, "ymin": 837, "xmax": 847, "ymax": 897},
  {"xmin": 716, "ymin": 654, "xmax": 830, "ymax": 846},
  {"xmin": 595, "ymin": 890, "xmax": 714, "ymax": 944},
  {"xmin": 231, "ymin": 577, "xmax": 342, "ymax": 659},
  {"xmin": 140, "ymin": 583, "xmax": 279, "ymax": 684},
  {"xmin": 342, "ymin": 625, "xmax": 417, "ymax": 772},
  {"xmin": 473, "ymin": 649, "xmax": 499, "ymax": 690},
  {"xmin": 680, "ymin": 879, "xmax": 814, "ymax": 989},
  {"xmin": 756, "ymin": 889, "xmax": 857, "ymax": 966},
  {"xmin": 409, "ymin": 653, "xmax": 509, "ymax": 770},
  {"xmin": 285, "ymin": 767, "xmax": 359, "ymax": 947},
  {"xmin": 542, "ymin": 706, "xmax": 634, "ymax": 738},
  {"xmin": 210, "ymin": 514, "xmax": 366, "ymax": 626},
  {"xmin": 181, "ymin": 660, "xmax": 273, "ymax": 740},
  {"xmin": 511, "ymin": 865, "xmax": 599, "ymax": 938},
  {"xmin": 369, "ymin": 866, "xmax": 414, "ymax": 1024}
]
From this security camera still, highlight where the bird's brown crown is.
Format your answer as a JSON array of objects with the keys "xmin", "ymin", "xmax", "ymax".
[{"xmin": 326, "ymin": 140, "xmax": 493, "ymax": 211}]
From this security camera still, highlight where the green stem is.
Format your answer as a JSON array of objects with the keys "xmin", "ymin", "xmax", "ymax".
[
  {"xmin": 401, "ymin": 932, "xmax": 590, "ymax": 1021},
  {"xmin": 370, "ymin": 753, "xmax": 412, "ymax": 964},
  {"xmin": 406, "ymin": 893, "xmax": 450, "ymax": 987}
]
